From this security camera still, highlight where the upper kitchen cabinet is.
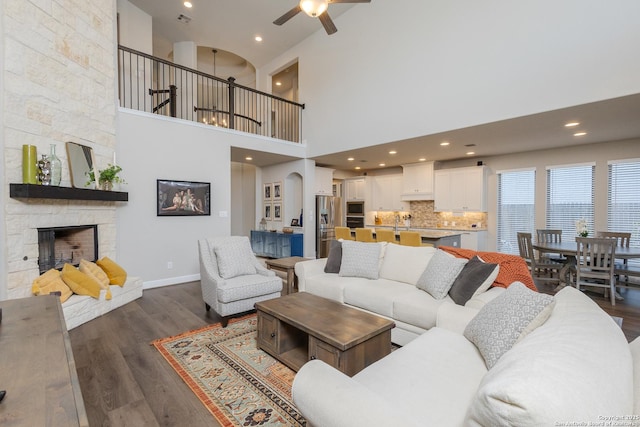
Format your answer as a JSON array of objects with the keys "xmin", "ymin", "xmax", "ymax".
[
  {"xmin": 434, "ymin": 166, "xmax": 488, "ymax": 212},
  {"xmin": 315, "ymin": 167, "xmax": 334, "ymax": 195},
  {"xmin": 371, "ymin": 174, "xmax": 408, "ymax": 211},
  {"xmin": 344, "ymin": 177, "xmax": 368, "ymax": 201},
  {"xmin": 401, "ymin": 162, "xmax": 435, "ymax": 200}
]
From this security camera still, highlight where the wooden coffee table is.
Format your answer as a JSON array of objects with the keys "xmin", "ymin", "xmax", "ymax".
[{"xmin": 255, "ymin": 292, "xmax": 395, "ymax": 376}]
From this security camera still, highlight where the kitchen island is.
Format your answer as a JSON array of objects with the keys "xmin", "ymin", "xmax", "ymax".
[{"xmin": 354, "ymin": 227, "xmax": 462, "ymax": 248}]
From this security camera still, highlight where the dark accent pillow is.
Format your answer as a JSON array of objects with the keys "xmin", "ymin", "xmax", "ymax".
[
  {"xmin": 448, "ymin": 256, "xmax": 499, "ymax": 305},
  {"xmin": 324, "ymin": 240, "xmax": 343, "ymax": 273}
]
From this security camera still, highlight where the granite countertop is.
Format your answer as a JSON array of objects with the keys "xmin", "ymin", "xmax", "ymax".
[
  {"xmin": 366, "ymin": 225, "xmax": 487, "ymax": 234},
  {"xmin": 364, "ymin": 225, "xmax": 464, "ymax": 238}
]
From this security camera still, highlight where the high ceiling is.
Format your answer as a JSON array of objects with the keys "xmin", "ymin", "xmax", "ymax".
[
  {"xmin": 126, "ymin": 1, "xmax": 640, "ymax": 171},
  {"xmin": 127, "ymin": 0, "xmax": 358, "ymax": 68}
]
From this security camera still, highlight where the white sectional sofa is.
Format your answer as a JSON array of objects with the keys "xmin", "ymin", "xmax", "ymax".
[
  {"xmin": 292, "ymin": 286, "xmax": 639, "ymax": 426},
  {"xmin": 61, "ymin": 276, "xmax": 143, "ymax": 330},
  {"xmin": 294, "ymin": 242, "xmax": 517, "ymax": 345}
]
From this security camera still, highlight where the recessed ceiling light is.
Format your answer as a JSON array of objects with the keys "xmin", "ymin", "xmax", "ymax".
[
  {"xmin": 565, "ymin": 121, "xmax": 580, "ymax": 127},
  {"xmin": 466, "ymin": 151, "xmax": 475, "ymax": 156},
  {"xmin": 574, "ymin": 132, "xmax": 587, "ymax": 136},
  {"xmin": 388, "ymin": 150, "xmax": 397, "ymax": 155},
  {"xmin": 255, "ymin": 36, "xmax": 263, "ymax": 42},
  {"xmin": 275, "ymin": 82, "xmax": 282, "ymax": 86},
  {"xmin": 355, "ymin": 166, "xmax": 361, "ymax": 170},
  {"xmin": 419, "ymin": 158, "xmax": 426, "ymax": 162},
  {"xmin": 347, "ymin": 157, "xmax": 355, "ymax": 161},
  {"xmin": 245, "ymin": 156, "xmax": 252, "ymax": 161},
  {"xmin": 440, "ymin": 141, "xmax": 450, "ymax": 146},
  {"xmin": 379, "ymin": 163, "xmax": 386, "ymax": 167},
  {"xmin": 184, "ymin": 1, "xmax": 193, "ymax": 8}
]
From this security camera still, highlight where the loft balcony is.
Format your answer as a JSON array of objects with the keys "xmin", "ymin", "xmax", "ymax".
[{"xmin": 117, "ymin": 45, "xmax": 305, "ymax": 143}]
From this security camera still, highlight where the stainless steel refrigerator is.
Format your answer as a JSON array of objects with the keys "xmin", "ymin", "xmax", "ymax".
[{"xmin": 316, "ymin": 195, "xmax": 343, "ymax": 258}]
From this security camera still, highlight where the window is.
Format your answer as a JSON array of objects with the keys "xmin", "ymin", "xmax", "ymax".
[
  {"xmin": 497, "ymin": 168, "xmax": 535, "ymax": 254},
  {"xmin": 608, "ymin": 159, "xmax": 640, "ymax": 267},
  {"xmin": 546, "ymin": 163, "xmax": 595, "ymax": 236}
]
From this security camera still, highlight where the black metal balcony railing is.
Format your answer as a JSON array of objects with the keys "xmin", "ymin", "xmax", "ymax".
[{"xmin": 117, "ymin": 45, "xmax": 305, "ymax": 143}]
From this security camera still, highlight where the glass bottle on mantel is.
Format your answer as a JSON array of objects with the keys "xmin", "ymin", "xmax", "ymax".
[{"xmin": 49, "ymin": 144, "xmax": 62, "ymax": 186}]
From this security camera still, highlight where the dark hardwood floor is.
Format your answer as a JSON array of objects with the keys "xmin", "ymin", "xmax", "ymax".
[
  {"xmin": 69, "ymin": 281, "xmax": 226, "ymax": 427},
  {"xmin": 69, "ymin": 280, "xmax": 640, "ymax": 426}
]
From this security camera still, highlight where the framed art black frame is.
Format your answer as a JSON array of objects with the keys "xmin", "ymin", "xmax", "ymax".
[{"xmin": 157, "ymin": 179, "xmax": 210, "ymax": 216}]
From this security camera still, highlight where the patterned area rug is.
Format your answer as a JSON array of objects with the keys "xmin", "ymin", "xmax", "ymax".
[{"xmin": 152, "ymin": 315, "xmax": 306, "ymax": 426}]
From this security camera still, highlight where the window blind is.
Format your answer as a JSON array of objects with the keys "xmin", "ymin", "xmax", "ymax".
[
  {"xmin": 546, "ymin": 163, "xmax": 594, "ymax": 237},
  {"xmin": 608, "ymin": 159, "xmax": 640, "ymax": 267},
  {"xmin": 497, "ymin": 168, "xmax": 535, "ymax": 254}
]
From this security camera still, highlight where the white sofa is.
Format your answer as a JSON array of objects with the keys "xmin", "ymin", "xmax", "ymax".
[
  {"xmin": 295, "ymin": 243, "xmax": 509, "ymax": 345},
  {"xmin": 292, "ymin": 286, "xmax": 639, "ymax": 426},
  {"xmin": 61, "ymin": 276, "xmax": 143, "ymax": 330}
]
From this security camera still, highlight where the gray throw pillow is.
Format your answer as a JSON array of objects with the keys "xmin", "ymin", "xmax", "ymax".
[
  {"xmin": 339, "ymin": 241, "xmax": 383, "ymax": 280},
  {"xmin": 416, "ymin": 249, "xmax": 468, "ymax": 299},
  {"xmin": 324, "ymin": 240, "xmax": 342, "ymax": 273},
  {"xmin": 448, "ymin": 256, "xmax": 499, "ymax": 305},
  {"xmin": 464, "ymin": 282, "xmax": 554, "ymax": 369},
  {"xmin": 214, "ymin": 239, "xmax": 257, "ymax": 279}
]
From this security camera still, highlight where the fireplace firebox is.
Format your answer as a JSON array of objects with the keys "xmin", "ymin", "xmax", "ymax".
[{"xmin": 37, "ymin": 225, "xmax": 98, "ymax": 273}]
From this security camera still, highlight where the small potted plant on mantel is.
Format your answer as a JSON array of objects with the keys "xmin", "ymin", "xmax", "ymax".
[{"xmin": 87, "ymin": 164, "xmax": 125, "ymax": 191}]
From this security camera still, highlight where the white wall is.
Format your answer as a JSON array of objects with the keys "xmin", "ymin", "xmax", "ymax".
[
  {"xmin": 116, "ymin": 108, "xmax": 308, "ymax": 287},
  {"xmin": 231, "ymin": 161, "xmax": 256, "ymax": 236},
  {"xmin": 258, "ymin": 0, "xmax": 640, "ymax": 158},
  {"xmin": 117, "ymin": 0, "xmax": 152, "ymax": 54},
  {"xmin": 437, "ymin": 139, "xmax": 640, "ymax": 251}
]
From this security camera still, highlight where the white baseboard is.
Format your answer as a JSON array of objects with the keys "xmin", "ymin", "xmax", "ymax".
[{"xmin": 143, "ymin": 274, "xmax": 200, "ymax": 290}]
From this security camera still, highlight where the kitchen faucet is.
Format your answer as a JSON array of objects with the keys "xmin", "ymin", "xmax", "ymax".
[{"xmin": 394, "ymin": 214, "xmax": 400, "ymax": 233}]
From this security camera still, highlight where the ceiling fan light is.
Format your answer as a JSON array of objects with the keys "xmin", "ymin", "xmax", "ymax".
[{"xmin": 300, "ymin": 0, "xmax": 328, "ymax": 17}]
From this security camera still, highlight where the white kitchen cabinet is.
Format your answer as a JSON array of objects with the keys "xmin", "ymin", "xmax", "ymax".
[
  {"xmin": 434, "ymin": 166, "xmax": 487, "ymax": 212},
  {"xmin": 371, "ymin": 175, "xmax": 408, "ymax": 211},
  {"xmin": 315, "ymin": 167, "xmax": 334, "ymax": 195},
  {"xmin": 401, "ymin": 162, "xmax": 435, "ymax": 200},
  {"xmin": 460, "ymin": 230, "xmax": 488, "ymax": 251},
  {"xmin": 344, "ymin": 177, "xmax": 367, "ymax": 200}
]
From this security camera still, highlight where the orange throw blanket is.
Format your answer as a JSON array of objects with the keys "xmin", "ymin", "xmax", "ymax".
[{"xmin": 440, "ymin": 246, "xmax": 537, "ymax": 292}]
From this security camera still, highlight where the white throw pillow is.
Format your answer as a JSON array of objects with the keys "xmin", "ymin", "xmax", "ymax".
[
  {"xmin": 379, "ymin": 243, "xmax": 437, "ymax": 285},
  {"xmin": 416, "ymin": 249, "xmax": 468, "ymax": 299},
  {"xmin": 463, "ymin": 282, "xmax": 554, "ymax": 369},
  {"xmin": 339, "ymin": 241, "xmax": 384, "ymax": 280},
  {"xmin": 214, "ymin": 240, "xmax": 257, "ymax": 279}
]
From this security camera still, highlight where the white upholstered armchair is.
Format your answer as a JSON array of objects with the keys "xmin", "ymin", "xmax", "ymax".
[{"xmin": 198, "ymin": 236, "xmax": 282, "ymax": 326}]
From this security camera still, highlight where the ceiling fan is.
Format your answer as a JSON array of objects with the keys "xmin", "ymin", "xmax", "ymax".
[{"xmin": 274, "ymin": 0, "xmax": 371, "ymax": 35}]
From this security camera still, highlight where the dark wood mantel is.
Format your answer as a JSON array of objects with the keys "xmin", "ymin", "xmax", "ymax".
[{"xmin": 9, "ymin": 183, "xmax": 128, "ymax": 202}]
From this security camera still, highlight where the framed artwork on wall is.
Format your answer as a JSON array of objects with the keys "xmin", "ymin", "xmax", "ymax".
[
  {"xmin": 263, "ymin": 183, "xmax": 272, "ymax": 201},
  {"xmin": 273, "ymin": 181, "xmax": 282, "ymax": 201},
  {"xmin": 273, "ymin": 203, "xmax": 282, "ymax": 221},
  {"xmin": 264, "ymin": 203, "xmax": 272, "ymax": 220},
  {"xmin": 157, "ymin": 180, "xmax": 210, "ymax": 216}
]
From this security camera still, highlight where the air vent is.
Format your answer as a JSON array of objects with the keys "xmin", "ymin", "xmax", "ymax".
[
  {"xmin": 177, "ymin": 14, "xmax": 192, "ymax": 24},
  {"xmin": 464, "ymin": 143, "xmax": 476, "ymax": 147}
]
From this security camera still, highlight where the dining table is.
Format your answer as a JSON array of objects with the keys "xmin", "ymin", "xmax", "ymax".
[{"xmin": 532, "ymin": 239, "xmax": 640, "ymax": 290}]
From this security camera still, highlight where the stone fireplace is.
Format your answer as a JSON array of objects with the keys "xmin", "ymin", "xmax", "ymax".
[{"xmin": 37, "ymin": 225, "xmax": 98, "ymax": 273}]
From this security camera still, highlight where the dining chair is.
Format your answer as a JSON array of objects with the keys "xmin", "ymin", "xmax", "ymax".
[
  {"xmin": 335, "ymin": 226, "xmax": 354, "ymax": 241},
  {"xmin": 399, "ymin": 231, "xmax": 422, "ymax": 247},
  {"xmin": 575, "ymin": 237, "xmax": 617, "ymax": 305},
  {"xmin": 536, "ymin": 229, "xmax": 565, "ymax": 263},
  {"xmin": 375, "ymin": 228, "xmax": 396, "ymax": 244},
  {"xmin": 517, "ymin": 232, "xmax": 564, "ymax": 286},
  {"xmin": 596, "ymin": 231, "xmax": 632, "ymax": 282},
  {"xmin": 355, "ymin": 228, "xmax": 375, "ymax": 242}
]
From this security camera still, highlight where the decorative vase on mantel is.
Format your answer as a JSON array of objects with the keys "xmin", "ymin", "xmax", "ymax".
[
  {"xmin": 49, "ymin": 144, "xmax": 62, "ymax": 186},
  {"xmin": 49, "ymin": 144, "xmax": 62, "ymax": 187},
  {"xmin": 99, "ymin": 180, "xmax": 113, "ymax": 191}
]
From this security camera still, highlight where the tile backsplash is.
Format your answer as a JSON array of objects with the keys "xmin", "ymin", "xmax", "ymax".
[{"xmin": 371, "ymin": 201, "xmax": 486, "ymax": 229}]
